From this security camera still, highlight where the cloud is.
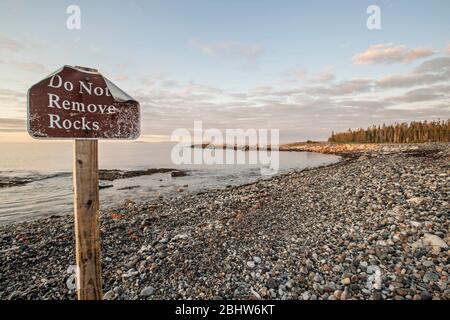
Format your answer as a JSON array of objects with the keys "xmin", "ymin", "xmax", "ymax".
[
  {"xmin": 286, "ymin": 68, "xmax": 307, "ymax": 80},
  {"xmin": 312, "ymin": 66, "xmax": 336, "ymax": 83},
  {"xmin": 128, "ymin": 51, "xmax": 450, "ymax": 142},
  {"xmin": 305, "ymin": 79, "xmax": 373, "ymax": 96},
  {"xmin": 377, "ymin": 73, "xmax": 437, "ymax": 89},
  {"xmin": 161, "ymin": 80, "xmax": 180, "ymax": 88},
  {"xmin": 385, "ymin": 85, "xmax": 450, "ymax": 104},
  {"xmin": 377, "ymin": 57, "xmax": 450, "ymax": 89},
  {"xmin": 0, "ymin": 59, "xmax": 47, "ymax": 73},
  {"xmin": 0, "ymin": 118, "xmax": 25, "ymax": 132},
  {"xmin": 0, "ymin": 88, "xmax": 25, "ymax": 99},
  {"xmin": 0, "ymin": 89, "xmax": 26, "ymax": 113},
  {"xmin": 74, "ymin": 51, "xmax": 448, "ymax": 142},
  {"xmin": 131, "ymin": 77, "xmax": 449, "ymax": 142},
  {"xmin": 337, "ymin": 99, "xmax": 391, "ymax": 110},
  {"xmin": 353, "ymin": 43, "xmax": 434, "ymax": 65},
  {"xmin": 141, "ymin": 78, "xmax": 155, "ymax": 87},
  {"xmin": 249, "ymin": 86, "xmax": 273, "ymax": 96},
  {"xmin": 189, "ymin": 39, "xmax": 264, "ymax": 66},
  {"xmin": 140, "ymin": 73, "xmax": 173, "ymax": 88},
  {"xmin": 14, "ymin": 61, "xmax": 47, "ymax": 73},
  {"xmin": 230, "ymin": 93, "xmax": 247, "ymax": 100},
  {"xmin": 315, "ymin": 71, "xmax": 336, "ymax": 83},
  {"xmin": 0, "ymin": 34, "xmax": 24, "ymax": 52},
  {"xmin": 180, "ymin": 82, "xmax": 223, "ymax": 95},
  {"xmin": 414, "ymin": 56, "xmax": 450, "ymax": 73},
  {"xmin": 113, "ymin": 74, "xmax": 129, "ymax": 81},
  {"xmin": 281, "ymin": 67, "xmax": 335, "ymax": 85}
]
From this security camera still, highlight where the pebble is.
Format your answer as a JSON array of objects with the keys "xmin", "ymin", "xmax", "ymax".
[
  {"xmin": 0, "ymin": 143, "xmax": 448, "ymax": 300},
  {"xmin": 103, "ymin": 290, "xmax": 116, "ymax": 300},
  {"xmin": 423, "ymin": 272, "xmax": 439, "ymax": 283},
  {"xmin": 341, "ymin": 288, "xmax": 351, "ymax": 300},
  {"xmin": 302, "ymin": 291, "xmax": 310, "ymax": 300},
  {"xmin": 422, "ymin": 261, "xmax": 434, "ymax": 268},
  {"xmin": 140, "ymin": 286, "xmax": 156, "ymax": 297},
  {"xmin": 422, "ymin": 234, "xmax": 448, "ymax": 249},
  {"xmin": 333, "ymin": 290, "xmax": 343, "ymax": 299}
]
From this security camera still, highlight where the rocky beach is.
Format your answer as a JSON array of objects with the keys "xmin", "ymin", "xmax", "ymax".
[{"xmin": 0, "ymin": 143, "xmax": 448, "ymax": 300}]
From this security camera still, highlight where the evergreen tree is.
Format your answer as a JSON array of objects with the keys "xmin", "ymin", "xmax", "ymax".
[{"xmin": 328, "ymin": 119, "xmax": 450, "ymax": 143}]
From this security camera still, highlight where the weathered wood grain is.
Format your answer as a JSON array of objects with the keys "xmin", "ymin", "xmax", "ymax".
[{"xmin": 73, "ymin": 139, "xmax": 102, "ymax": 300}]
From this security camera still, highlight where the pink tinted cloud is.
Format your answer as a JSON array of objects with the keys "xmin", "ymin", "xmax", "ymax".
[
  {"xmin": 0, "ymin": 34, "xmax": 24, "ymax": 52},
  {"xmin": 353, "ymin": 43, "xmax": 434, "ymax": 65}
]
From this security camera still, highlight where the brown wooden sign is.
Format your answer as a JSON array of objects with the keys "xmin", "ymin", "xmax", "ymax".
[
  {"xmin": 26, "ymin": 65, "xmax": 141, "ymax": 300},
  {"xmin": 27, "ymin": 65, "xmax": 140, "ymax": 139}
]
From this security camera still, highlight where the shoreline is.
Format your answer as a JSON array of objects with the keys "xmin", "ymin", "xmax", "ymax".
[
  {"xmin": 0, "ymin": 168, "xmax": 189, "ymax": 190},
  {"xmin": 279, "ymin": 142, "xmax": 446, "ymax": 158},
  {"xmin": 0, "ymin": 142, "xmax": 437, "ymax": 190},
  {"xmin": 0, "ymin": 143, "xmax": 449, "ymax": 300}
]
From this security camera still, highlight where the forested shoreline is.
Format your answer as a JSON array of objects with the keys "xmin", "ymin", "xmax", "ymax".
[{"xmin": 329, "ymin": 120, "xmax": 450, "ymax": 143}]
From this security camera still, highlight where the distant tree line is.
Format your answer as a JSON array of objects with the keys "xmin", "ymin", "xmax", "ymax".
[{"xmin": 328, "ymin": 119, "xmax": 450, "ymax": 143}]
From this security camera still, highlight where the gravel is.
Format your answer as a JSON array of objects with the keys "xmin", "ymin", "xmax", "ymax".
[{"xmin": 0, "ymin": 143, "xmax": 448, "ymax": 300}]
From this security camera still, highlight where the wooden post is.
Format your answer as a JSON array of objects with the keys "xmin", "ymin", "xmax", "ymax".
[{"xmin": 73, "ymin": 139, "xmax": 103, "ymax": 300}]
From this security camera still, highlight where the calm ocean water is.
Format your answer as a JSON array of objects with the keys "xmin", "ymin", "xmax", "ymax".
[{"xmin": 0, "ymin": 142, "xmax": 340, "ymax": 224}]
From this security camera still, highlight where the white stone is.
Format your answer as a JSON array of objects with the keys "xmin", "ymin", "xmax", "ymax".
[
  {"xmin": 411, "ymin": 240, "xmax": 424, "ymax": 251},
  {"xmin": 409, "ymin": 221, "xmax": 422, "ymax": 228},
  {"xmin": 171, "ymin": 233, "xmax": 189, "ymax": 241},
  {"xmin": 406, "ymin": 197, "xmax": 426, "ymax": 205},
  {"xmin": 140, "ymin": 286, "xmax": 156, "ymax": 297},
  {"xmin": 367, "ymin": 266, "xmax": 382, "ymax": 290},
  {"xmin": 250, "ymin": 288, "xmax": 261, "ymax": 299},
  {"xmin": 253, "ymin": 256, "xmax": 262, "ymax": 264},
  {"xmin": 103, "ymin": 290, "xmax": 116, "ymax": 300},
  {"xmin": 422, "ymin": 233, "xmax": 448, "ymax": 249},
  {"xmin": 302, "ymin": 291, "xmax": 311, "ymax": 300}
]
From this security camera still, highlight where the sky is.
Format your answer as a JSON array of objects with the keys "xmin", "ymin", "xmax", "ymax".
[{"xmin": 0, "ymin": 0, "xmax": 449, "ymax": 143}]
